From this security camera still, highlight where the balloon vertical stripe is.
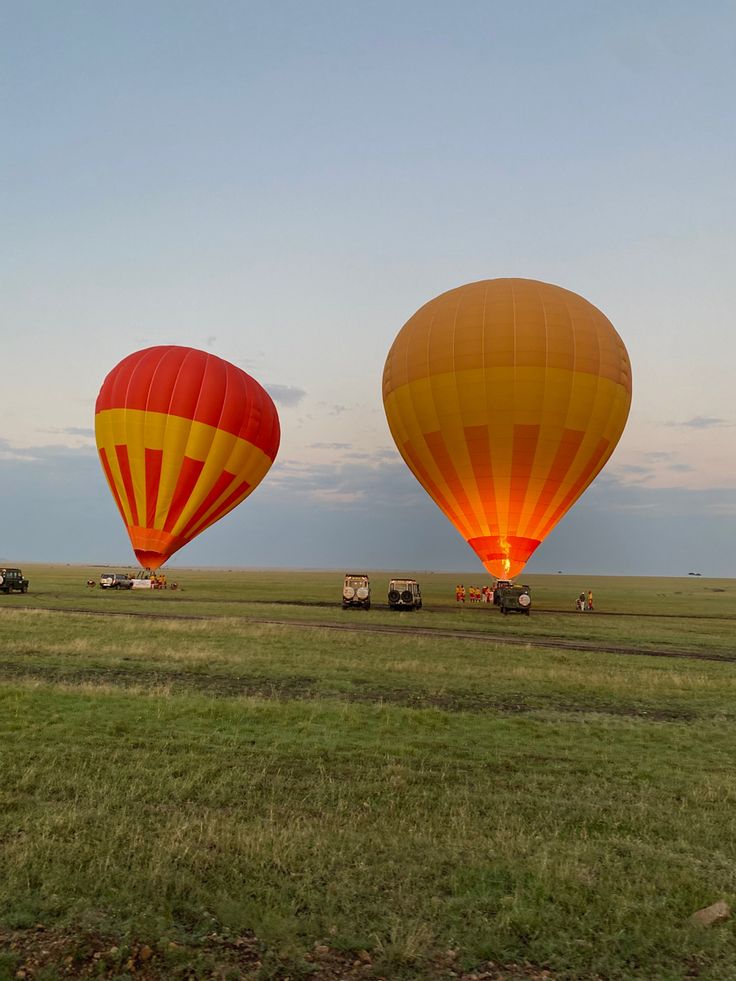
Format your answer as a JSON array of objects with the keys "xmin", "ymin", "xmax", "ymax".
[
  {"xmin": 179, "ymin": 470, "xmax": 238, "ymax": 538},
  {"xmin": 115, "ymin": 445, "xmax": 139, "ymax": 526},
  {"xmin": 423, "ymin": 431, "xmax": 478, "ymax": 529},
  {"xmin": 184, "ymin": 478, "xmax": 251, "ymax": 538},
  {"xmin": 99, "ymin": 447, "xmax": 126, "ymax": 519},
  {"xmin": 539, "ymin": 437, "xmax": 611, "ymax": 539},
  {"xmin": 163, "ymin": 457, "xmax": 205, "ymax": 534},
  {"xmin": 524, "ymin": 429, "xmax": 584, "ymax": 533},
  {"xmin": 510, "ymin": 424, "xmax": 541, "ymax": 520},
  {"xmin": 402, "ymin": 439, "xmax": 466, "ymax": 535},
  {"xmin": 145, "ymin": 449, "xmax": 163, "ymax": 528}
]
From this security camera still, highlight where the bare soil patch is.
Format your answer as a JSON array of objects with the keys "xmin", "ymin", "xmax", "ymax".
[{"xmin": 0, "ymin": 926, "xmax": 566, "ymax": 980}]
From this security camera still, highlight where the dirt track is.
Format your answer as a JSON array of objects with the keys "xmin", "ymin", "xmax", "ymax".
[{"xmin": 12, "ymin": 603, "xmax": 736, "ymax": 664}]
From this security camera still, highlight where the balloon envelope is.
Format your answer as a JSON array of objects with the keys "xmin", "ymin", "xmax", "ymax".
[
  {"xmin": 95, "ymin": 346, "xmax": 280, "ymax": 569},
  {"xmin": 382, "ymin": 279, "xmax": 632, "ymax": 579}
]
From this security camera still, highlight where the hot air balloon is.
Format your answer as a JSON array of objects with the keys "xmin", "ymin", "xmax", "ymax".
[
  {"xmin": 382, "ymin": 279, "xmax": 632, "ymax": 579},
  {"xmin": 95, "ymin": 346, "xmax": 280, "ymax": 569}
]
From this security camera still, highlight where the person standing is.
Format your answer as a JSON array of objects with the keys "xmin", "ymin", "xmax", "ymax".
[{"xmin": 587, "ymin": 590, "xmax": 594, "ymax": 611}]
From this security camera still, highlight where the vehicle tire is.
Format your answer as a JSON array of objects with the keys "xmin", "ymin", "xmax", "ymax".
[
  {"xmin": 21, "ymin": 586, "xmax": 27, "ymax": 593},
  {"xmin": 364, "ymin": 602, "xmax": 371, "ymax": 611},
  {"xmin": 388, "ymin": 590, "xmax": 400, "ymax": 604},
  {"xmin": 401, "ymin": 590, "xmax": 413, "ymax": 603},
  {"xmin": 0, "ymin": 575, "xmax": 4, "ymax": 586}
]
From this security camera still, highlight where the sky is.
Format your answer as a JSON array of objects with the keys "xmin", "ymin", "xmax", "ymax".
[{"xmin": 1, "ymin": 0, "xmax": 734, "ymax": 577}]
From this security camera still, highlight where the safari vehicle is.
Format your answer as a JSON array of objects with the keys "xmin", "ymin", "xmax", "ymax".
[
  {"xmin": 498, "ymin": 583, "xmax": 531, "ymax": 615},
  {"xmin": 492, "ymin": 580, "xmax": 513, "ymax": 605},
  {"xmin": 0, "ymin": 568, "xmax": 29, "ymax": 593},
  {"xmin": 342, "ymin": 573, "xmax": 370, "ymax": 610},
  {"xmin": 387, "ymin": 578, "xmax": 422, "ymax": 610},
  {"xmin": 99, "ymin": 572, "xmax": 133, "ymax": 590}
]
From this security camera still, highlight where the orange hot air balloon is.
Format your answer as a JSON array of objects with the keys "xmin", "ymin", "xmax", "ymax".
[
  {"xmin": 382, "ymin": 279, "xmax": 632, "ymax": 579},
  {"xmin": 95, "ymin": 346, "xmax": 280, "ymax": 569}
]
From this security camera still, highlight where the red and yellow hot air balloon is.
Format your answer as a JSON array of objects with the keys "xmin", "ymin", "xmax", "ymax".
[
  {"xmin": 382, "ymin": 279, "xmax": 632, "ymax": 579},
  {"xmin": 95, "ymin": 346, "xmax": 280, "ymax": 569}
]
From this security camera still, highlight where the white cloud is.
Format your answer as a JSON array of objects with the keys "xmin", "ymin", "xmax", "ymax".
[
  {"xmin": 666, "ymin": 416, "xmax": 731, "ymax": 429},
  {"xmin": 309, "ymin": 442, "xmax": 352, "ymax": 450},
  {"xmin": 265, "ymin": 383, "xmax": 307, "ymax": 407},
  {"xmin": 44, "ymin": 426, "xmax": 95, "ymax": 438}
]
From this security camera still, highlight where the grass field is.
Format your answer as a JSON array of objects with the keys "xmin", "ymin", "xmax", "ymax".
[{"xmin": 1, "ymin": 565, "xmax": 736, "ymax": 980}]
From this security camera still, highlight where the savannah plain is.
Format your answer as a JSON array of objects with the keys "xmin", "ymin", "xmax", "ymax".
[{"xmin": 1, "ymin": 566, "xmax": 735, "ymax": 981}]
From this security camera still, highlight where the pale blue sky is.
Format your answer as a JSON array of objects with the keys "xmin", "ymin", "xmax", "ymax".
[{"xmin": 1, "ymin": 1, "xmax": 734, "ymax": 575}]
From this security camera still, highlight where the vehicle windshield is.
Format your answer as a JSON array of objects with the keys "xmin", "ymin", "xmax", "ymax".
[
  {"xmin": 346, "ymin": 577, "xmax": 367, "ymax": 588},
  {"xmin": 390, "ymin": 580, "xmax": 411, "ymax": 589}
]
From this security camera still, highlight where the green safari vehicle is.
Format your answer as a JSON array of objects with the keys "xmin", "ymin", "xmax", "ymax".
[{"xmin": 498, "ymin": 583, "xmax": 531, "ymax": 615}]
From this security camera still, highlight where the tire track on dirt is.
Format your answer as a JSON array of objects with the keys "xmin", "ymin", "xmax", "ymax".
[{"xmin": 7, "ymin": 605, "xmax": 736, "ymax": 663}]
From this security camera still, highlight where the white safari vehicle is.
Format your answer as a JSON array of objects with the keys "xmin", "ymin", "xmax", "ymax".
[
  {"xmin": 99, "ymin": 573, "xmax": 133, "ymax": 590},
  {"xmin": 342, "ymin": 573, "xmax": 371, "ymax": 610},
  {"xmin": 387, "ymin": 579, "xmax": 422, "ymax": 610}
]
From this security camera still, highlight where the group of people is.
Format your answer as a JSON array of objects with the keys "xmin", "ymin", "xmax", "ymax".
[
  {"xmin": 121, "ymin": 571, "xmax": 173, "ymax": 589},
  {"xmin": 576, "ymin": 590, "xmax": 594, "ymax": 611},
  {"xmin": 135, "ymin": 572, "xmax": 170, "ymax": 589},
  {"xmin": 455, "ymin": 584, "xmax": 494, "ymax": 604},
  {"xmin": 455, "ymin": 583, "xmax": 595, "ymax": 610}
]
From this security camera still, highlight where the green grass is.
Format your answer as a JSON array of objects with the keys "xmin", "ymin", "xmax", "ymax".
[
  {"xmin": 9, "ymin": 564, "xmax": 736, "ymax": 657},
  {"xmin": 1, "ymin": 566, "xmax": 736, "ymax": 979},
  {"xmin": 11, "ymin": 562, "xmax": 736, "ymax": 615}
]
